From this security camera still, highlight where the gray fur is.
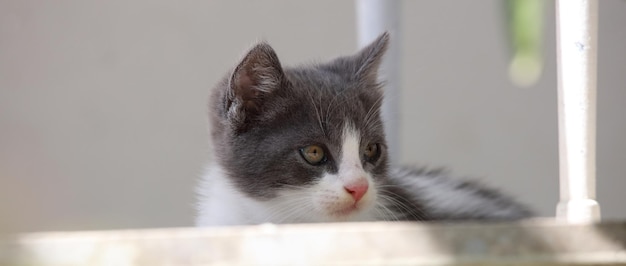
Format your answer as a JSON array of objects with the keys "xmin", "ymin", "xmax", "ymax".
[
  {"xmin": 384, "ymin": 167, "xmax": 532, "ymax": 220},
  {"xmin": 203, "ymin": 32, "xmax": 532, "ymax": 221}
]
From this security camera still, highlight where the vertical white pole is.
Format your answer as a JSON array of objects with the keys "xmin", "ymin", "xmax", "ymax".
[
  {"xmin": 356, "ymin": 0, "xmax": 401, "ymax": 163},
  {"xmin": 555, "ymin": 0, "xmax": 601, "ymax": 222}
]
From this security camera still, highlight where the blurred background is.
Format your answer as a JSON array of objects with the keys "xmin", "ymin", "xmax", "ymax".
[{"xmin": 1, "ymin": 0, "xmax": 624, "ymax": 234}]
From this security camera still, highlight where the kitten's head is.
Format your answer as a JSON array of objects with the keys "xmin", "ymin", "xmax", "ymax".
[{"xmin": 209, "ymin": 33, "xmax": 390, "ymax": 222}]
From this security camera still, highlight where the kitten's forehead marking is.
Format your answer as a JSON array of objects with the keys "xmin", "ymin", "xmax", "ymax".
[{"xmin": 339, "ymin": 124, "xmax": 364, "ymax": 178}]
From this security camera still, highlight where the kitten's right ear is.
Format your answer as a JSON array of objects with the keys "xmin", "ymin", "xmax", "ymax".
[
  {"xmin": 225, "ymin": 42, "xmax": 285, "ymax": 129},
  {"xmin": 324, "ymin": 32, "xmax": 389, "ymax": 84},
  {"xmin": 352, "ymin": 32, "xmax": 389, "ymax": 83}
]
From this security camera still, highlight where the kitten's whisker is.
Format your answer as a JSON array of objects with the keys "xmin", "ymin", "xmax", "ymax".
[
  {"xmin": 374, "ymin": 202, "xmax": 398, "ymax": 221},
  {"xmin": 275, "ymin": 183, "xmax": 313, "ymax": 190},
  {"xmin": 374, "ymin": 181, "xmax": 429, "ymax": 220},
  {"xmin": 362, "ymin": 92, "xmax": 385, "ymax": 130},
  {"xmin": 305, "ymin": 87, "xmax": 326, "ymax": 136},
  {"xmin": 377, "ymin": 191, "xmax": 428, "ymax": 220},
  {"xmin": 374, "ymin": 201, "xmax": 400, "ymax": 222},
  {"xmin": 375, "ymin": 184, "xmax": 407, "ymax": 189},
  {"xmin": 263, "ymin": 198, "xmax": 312, "ymax": 223},
  {"xmin": 270, "ymin": 188, "xmax": 321, "ymax": 199},
  {"xmin": 273, "ymin": 200, "xmax": 315, "ymax": 224},
  {"xmin": 372, "ymin": 206, "xmax": 389, "ymax": 222},
  {"xmin": 378, "ymin": 194, "xmax": 424, "ymax": 221},
  {"xmin": 377, "ymin": 189, "xmax": 427, "ymax": 218},
  {"xmin": 324, "ymin": 89, "xmax": 349, "ymax": 129}
]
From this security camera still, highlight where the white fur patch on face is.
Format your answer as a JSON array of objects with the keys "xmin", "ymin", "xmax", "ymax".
[
  {"xmin": 310, "ymin": 124, "xmax": 377, "ymax": 221},
  {"xmin": 196, "ymin": 125, "xmax": 380, "ymax": 226}
]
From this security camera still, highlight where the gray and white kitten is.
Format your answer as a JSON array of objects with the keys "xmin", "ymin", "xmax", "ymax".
[{"xmin": 196, "ymin": 33, "xmax": 532, "ymax": 226}]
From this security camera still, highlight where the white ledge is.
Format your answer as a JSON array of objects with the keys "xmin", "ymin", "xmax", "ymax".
[{"xmin": 1, "ymin": 219, "xmax": 625, "ymax": 265}]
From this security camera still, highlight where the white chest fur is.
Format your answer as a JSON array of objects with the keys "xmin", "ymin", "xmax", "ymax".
[{"xmin": 195, "ymin": 165, "xmax": 262, "ymax": 226}]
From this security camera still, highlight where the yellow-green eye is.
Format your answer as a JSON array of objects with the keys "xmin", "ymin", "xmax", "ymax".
[
  {"xmin": 300, "ymin": 145, "xmax": 327, "ymax": 165},
  {"xmin": 363, "ymin": 143, "xmax": 380, "ymax": 162}
]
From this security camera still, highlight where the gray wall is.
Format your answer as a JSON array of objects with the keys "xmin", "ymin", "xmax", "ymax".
[{"xmin": 1, "ymin": 0, "xmax": 624, "ymax": 234}]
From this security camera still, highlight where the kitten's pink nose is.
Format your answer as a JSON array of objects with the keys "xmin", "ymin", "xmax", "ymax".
[{"xmin": 344, "ymin": 179, "xmax": 369, "ymax": 202}]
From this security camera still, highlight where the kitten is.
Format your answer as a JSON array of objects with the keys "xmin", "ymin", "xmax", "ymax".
[{"xmin": 195, "ymin": 33, "xmax": 532, "ymax": 226}]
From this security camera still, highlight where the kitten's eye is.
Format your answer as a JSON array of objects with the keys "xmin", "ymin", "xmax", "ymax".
[
  {"xmin": 363, "ymin": 143, "xmax": 381, "ymax": 162},
  {"xmin": 300, "ymin": 145, "xmax": 327, "ymax": 165}
]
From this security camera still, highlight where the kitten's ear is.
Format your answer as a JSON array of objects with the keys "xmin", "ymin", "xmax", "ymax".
[
  {"xmin": 225, "ymin": 42, "xmax": 284, "ymax": 128},
  {"xmin": 352, "ymin": 32, "xmax": 390, "ymax": 83}
]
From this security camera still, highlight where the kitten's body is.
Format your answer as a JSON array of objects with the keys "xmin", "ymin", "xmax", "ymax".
[{"xmin": 196, "ymin": 33, "xmax": 531, "ymax": 227}]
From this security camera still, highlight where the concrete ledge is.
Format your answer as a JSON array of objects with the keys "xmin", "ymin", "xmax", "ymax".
[{"xmin": 1, "ymin": 219, "xmax": 625, "ymax": 265}]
